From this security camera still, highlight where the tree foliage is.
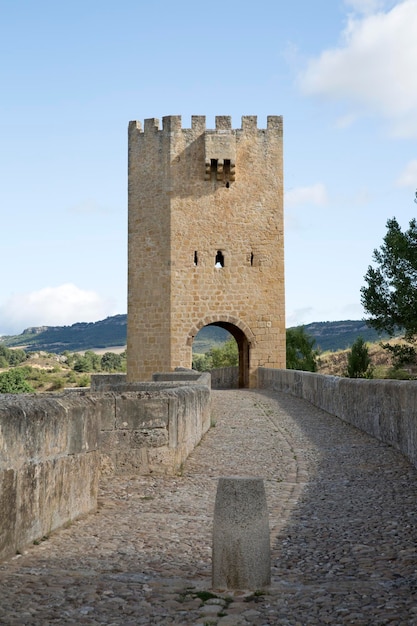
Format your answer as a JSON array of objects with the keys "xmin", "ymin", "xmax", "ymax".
[
  {"xmin": 346, "ymin": 337, "xmax": 372, "ymax": 378},
  {"xmin": 361, "ymin": 217, "xmax": 417, "ymax": 341},
  {"xmin": 101, "ymin": 351, "xmax": 124, "ymax": 372},
  {"xmin": 380, "ymin": 342, "xmax": 416, "ymax": 369},
  {"xmin": 209, "ymin": 338, "xmax": 238, "ymax": 368},
  {"xmin": 192, "ymin": 338, "xmax": 238, "ymax": 371},
  {"xmin": 286, "ymin": 327, "xmax": 318, "ymax": 372},
  {"xmin": 0, "ymin": 345, "xmax": 27, "ymax": 368},
  {"xmin": 0, "ymin": 368, "xmax": 34, "ymax": 393},
  {"xmin": 192, "ymin": 353, "xmax": 211, "ymax": 372}
]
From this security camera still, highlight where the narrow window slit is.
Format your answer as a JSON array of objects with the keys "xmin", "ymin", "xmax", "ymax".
[
  {"xmin": 210, "ymin": 159, "xmax": 218, "ymax": 181},
  {"xmin": 194, "ymin": 251, "xmax": 198, "ymax": 266},
  {"xmin": 250, "ymin": 252, "xmax": 254, "ymax": 266},
  {"xmin": 215, "ymin": 250, "xmax": 224, "ymax": 268},
  {"xmin": 224, "ymin": 159, "xmax": 231, "ymax": 187}
]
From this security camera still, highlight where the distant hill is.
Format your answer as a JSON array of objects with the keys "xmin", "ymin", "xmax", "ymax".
[
  {"xmin": 0, "ymin": 315, "xmax": 394, "ymax": 354},
  {"xmin": 297, "ymin": 320, "xmax": 392, "ymax": 352},
  {"xmin": 0, "ymin": 315, "xmax": 127, "ymax": 353},
  {"xmin": 192, "ymin": 326, "xmax": 231, "ymax": 353}
]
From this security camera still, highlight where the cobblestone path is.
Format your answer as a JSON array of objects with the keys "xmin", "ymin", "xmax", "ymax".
[{"xmin": 1, "ymin": 389, "xmax": 417, "ymax": 625}]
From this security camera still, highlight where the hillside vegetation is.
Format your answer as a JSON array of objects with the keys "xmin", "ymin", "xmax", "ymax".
[
  {"xmin": 0, "ymin": 347, "xmax": 126, "ymax": 393},
  {"xmin": 297, "ymin": 320, "xmax": 393, "ymax": 352},
  {"xmin": 1, "ymin": 316, "xmax": 393, "ymax": 354},
  {"xmin": 317, "ymin": 336, "xmax": 415, "ymax": 379},
  {"xmin": 1, "ymin": 314, "xmax": 411, "ymax": 393},
  {"xmin": 0, "ymin": 315, "xmax": 127, "ymax": 353},
  {"xmin": 0, "ymin": 335, "xmax": 413, "ymax": 393}
]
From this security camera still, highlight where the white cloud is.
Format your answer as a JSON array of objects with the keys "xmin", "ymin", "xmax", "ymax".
[
  {"xmin": 396, "ymin": 159, "xmax": 417, "ymax": 187},
  {"xmin": 285, "ymin": 183, "xmax": 328, "ymax": 208},
  {"xmin": 299, "ymin": 0, "xmax": 417, "ymax": 137},
  {"xmin": 286, "ymin": 307, "xmax": 315, "ymax": 327},
  {"xmin": 344, "ymin": 0, "xmax": 389, "ymax": 14},
  {"xmin": 0, "ymin": 284, "xmax": 115, "ymax": 336}
]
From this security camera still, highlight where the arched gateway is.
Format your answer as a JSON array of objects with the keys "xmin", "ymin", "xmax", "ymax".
[
  {"xmin": 127, "ymin": 115, "xmax": 285, "ymax": 388},
  {"xmin": 188, "ymin": 316, "xmax": 256, "ymax": 389}
]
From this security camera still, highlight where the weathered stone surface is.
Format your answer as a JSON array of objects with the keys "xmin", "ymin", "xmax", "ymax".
[
  {"xmin": 212, "ymin": 477, "xmax": 270, "ymax": 590},
  {"xmin": 2, "ymin": 389, "xmax": 417, "ymax": 624},
  {"xmin": 0, "ymin": 392, "xmax": 101, "ymax": 561},
  {"xmin": 211, "ymin": 366, "xmax": 239, "ymax": 389},
  {"xmin": 258, "ymin": 368, "xmax": 417, "ymax": 469},
  {"xmin": 100, "ymin": 380, "xmax": 211, "ymax": 475},
  {"xmin": 0, "ymin": 469, "xmax": 16, "ymax": 558},
  {"xmin": 0, "ymin": 377, "xmax": 210, "ymax": 561},
  {"xmin": 115, "ymin": 395, "xmax": 170, "ymax": 429}
]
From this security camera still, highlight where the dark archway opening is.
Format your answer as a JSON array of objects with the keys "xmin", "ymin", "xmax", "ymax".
[{"xmin": 192, "ymin": 322, "xmax": 250, "ymax": 388}]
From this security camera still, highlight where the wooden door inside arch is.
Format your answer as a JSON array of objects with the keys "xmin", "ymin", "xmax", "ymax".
[{"xmin": 206, "ymin": 322, "xmax": 250, "ymax": 388}]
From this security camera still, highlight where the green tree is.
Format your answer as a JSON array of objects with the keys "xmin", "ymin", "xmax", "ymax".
[
  {"xmin": 0, "ymin": 345, "xmax": 27, "ymax": 367},
  {"xmin": 192, "ymin": 353, "xmax": 212, "ymax": 372},
  {"xmin": 361, "ymin": 217, "xmax": 417, "ymax": 340},
  {"xmin": 101, "ymin": 352, "xmax": 123, "ymax": 372},
  {"xmin": 73, "ymin": 350, "xmax": 101, "ymax": 372},
  {"xmin": 7, "ymin": 348, "xmax": 27, "ymax": 366},
  {"xmin": 0, "ymin": 368, "xmax": 34, "ymax": 393},
  {"xmin": 361, "ymin": 216, "xmax": 417, "ymax": 366},
  {"xmin": 286, "ymin": 327, "xmax": 318, "ymax": 371},
  {"xmin": 207, "ymin": 337, "xmax": 238, "ymax": 368},
  {"xmin": 380, "ymin": 342, "xmax": 416, "ymax": 370},
  {"xmin": 346, "ymin": 337, "xmax": 372, "ymax": 378},
  {"xmin": 73, "ymin": 355, "xmax": 91, "ymax": 372}
]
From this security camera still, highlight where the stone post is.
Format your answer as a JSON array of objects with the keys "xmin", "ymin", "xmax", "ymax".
[{"xmin": 212, "ymin": 476, "xmax": 271, "ymax": 590}]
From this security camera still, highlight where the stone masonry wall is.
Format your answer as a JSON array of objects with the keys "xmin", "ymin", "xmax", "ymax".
[
  {"xmin": 0, "ymin": 376, "xmax": 211, "ymax": 562},
  {"xmin": 97, "ymin": 379, "xmax": 211, "ymax": 476},
  {"xmin": 259, "ymin": 368, "xmax": 417, "ymax": 468},
  {"xmin": 0, "ymin": 392, "xmax": 102, "ymax": 562},
  {"xmin": 210, "ymin": 366, "xmax": 239, "ymax": 389},
  {"xmin": 127, "ymin": 116, "xmax": 285, "ymax": 387}
]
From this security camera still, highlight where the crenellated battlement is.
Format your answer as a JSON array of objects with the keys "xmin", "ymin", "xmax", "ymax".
[{"xmin": 129, "ymin": 115, "xmax": 283, "ymax": 135}]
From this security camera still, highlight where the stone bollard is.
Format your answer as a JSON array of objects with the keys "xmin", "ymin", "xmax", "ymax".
[{"xmin": 212, "ymin": 476, "xmax": 271, "ymax": 590}]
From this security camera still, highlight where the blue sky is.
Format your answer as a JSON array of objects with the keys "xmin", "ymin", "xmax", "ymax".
[{"xmin": 1, "ymin": 0, "xmax": 416, "ymax": 335}]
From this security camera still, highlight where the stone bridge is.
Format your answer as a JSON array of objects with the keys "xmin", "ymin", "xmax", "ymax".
[{"xmin": 1, "ymin": 370, "xmax": 417, "ymax": 624}]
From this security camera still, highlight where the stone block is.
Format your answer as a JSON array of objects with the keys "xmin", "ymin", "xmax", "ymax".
[
  {"xmin": 130, "ymin": 429, "xmax": 168, "ymax": 448},
  {"xmin": 212, "ymin": 476, "xmax": 270, "ymax": 590},
  {"xmin": 115, "ymin": 449, "xmax": 149, "ymax": 474},
  {"xmin": 115, "ymin": 395, "xmax": 169, "ymax": 429}
]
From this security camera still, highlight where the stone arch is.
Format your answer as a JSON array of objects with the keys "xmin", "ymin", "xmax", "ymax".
[{"xmin": 187, "ymin": 316, "xmax": 256, "ymax": 388}]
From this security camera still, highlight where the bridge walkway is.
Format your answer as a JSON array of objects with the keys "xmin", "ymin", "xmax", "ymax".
[{"xmin": 1, "ymin": 389, "xmax": 417, "ymax": 625}]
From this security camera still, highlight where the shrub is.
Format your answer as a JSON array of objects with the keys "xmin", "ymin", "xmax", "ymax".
[
  {"xmin": 0, "ymin": 368, "xmax": 34, "ymax": 393},
  {"xmin": 346, "ymin": 337, "xmax": 372, "ymax": 378}
]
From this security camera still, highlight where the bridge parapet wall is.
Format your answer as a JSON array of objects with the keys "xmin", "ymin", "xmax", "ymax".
[
  {"xmin": 259, "ymin": 368, "xmax": 417, "ymax": 468},
  {"xmin": 0, "ymin": 375, "xmax": 211, "ymax": 562},
  {"xmin": 0, "ymin": 392, "xmax": 103, "ymax": 562},
  {"xmin": 210, "ymin": 366, "xmax": 239, "ymax": 389},
  {"xmin": 99, "ymin": 384, "xmax": 211, "ymax": 476}
]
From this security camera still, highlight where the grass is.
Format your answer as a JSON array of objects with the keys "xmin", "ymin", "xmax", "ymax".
[
  {"xmin": 33, "ymin": 535, "xmax": 49, "ymax": 546},
  {"xmin": 194, "ymin": 591, "xmax": 218, "ymax": 602}
]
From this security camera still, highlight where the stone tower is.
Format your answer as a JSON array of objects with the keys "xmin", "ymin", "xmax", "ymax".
[{"xmin": 127, "ymin": 115, "xmax": 285, "ymax": 388}]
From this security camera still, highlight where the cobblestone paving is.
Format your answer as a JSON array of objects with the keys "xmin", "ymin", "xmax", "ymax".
[{"xmin": 1, "ymin": 389, "xmax": 417, "ymax": 625}]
